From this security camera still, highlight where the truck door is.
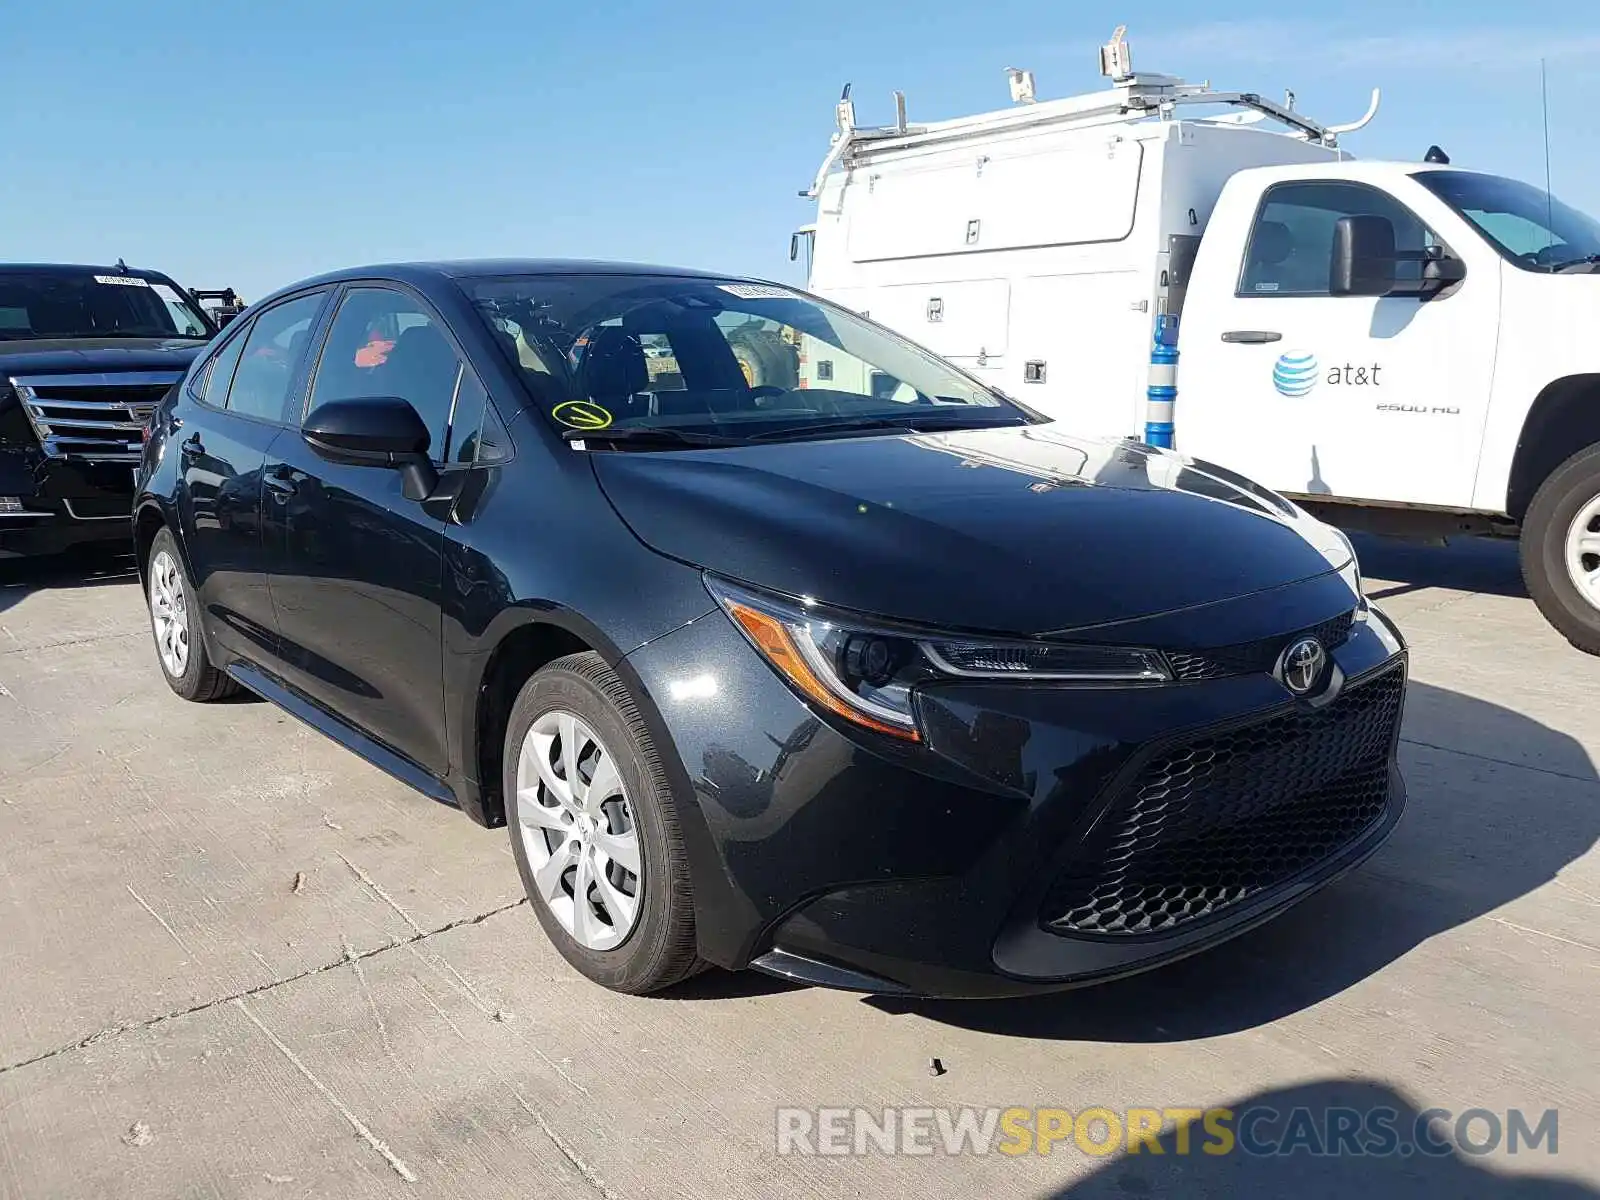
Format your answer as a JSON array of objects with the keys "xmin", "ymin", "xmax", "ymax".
[{"xmin": 1178, "ymin": 179, "xmax": 1500, "ymax": 508}]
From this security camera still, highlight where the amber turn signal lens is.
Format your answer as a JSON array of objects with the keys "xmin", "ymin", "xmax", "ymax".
[{"xmin": 725, "ymin": 600, "xmax": 920, "ymax": 742}]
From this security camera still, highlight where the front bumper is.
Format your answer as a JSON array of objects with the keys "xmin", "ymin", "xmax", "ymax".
[
  {"xmin": 626, "ymin": 589, "xmax": 1408, "ymax": 999},
  {"xmin": 0, "ymin": 450, "xmax": 135, "ymax": 559}
]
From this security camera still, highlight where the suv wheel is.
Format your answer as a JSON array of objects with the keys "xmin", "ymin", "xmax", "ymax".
[
  {"xmin": 504, "ymin": 652, "xmax": 703, "ymax": 993},
  {"xmin": 146, "ymin": 528, "xmax": 239, "ymax": 701},
  {"xmin": 1522, "ymin": 444, "xmax": 1600, "ymax": 655}
]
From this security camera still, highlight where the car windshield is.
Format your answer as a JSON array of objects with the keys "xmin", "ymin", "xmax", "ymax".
[
  {"xmin": 1415, "ymin": 170, "xmax": 1600, "ymax": 271},
  {"xmin": 0, "ymin": 271, "xmax": 215, "ymax": 341},
  {"xmin": 460, "ymin": 273, "xmax": 1029, "ymax": 444}
]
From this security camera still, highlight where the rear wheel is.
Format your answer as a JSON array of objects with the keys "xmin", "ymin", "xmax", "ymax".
[
  {"xmin": 145, "ymin": 527, "xmax": 239, "ymax": 701},
  {"xmin": 504, "ymin": 652, "xmax": 703, "ymax": 993},
  {"xmin": 1521, "ymin": 444, "xmax": 1600, "ymax": 655}
]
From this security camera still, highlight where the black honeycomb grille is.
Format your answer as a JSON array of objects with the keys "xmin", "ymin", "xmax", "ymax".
[
  {"xmin": 1042, "ymin": 663, "xmax": 1403, "ymax": 938},
  {"xmin": 1165, "ymin": 610, "xmax": 1357, "ymax": 683}
]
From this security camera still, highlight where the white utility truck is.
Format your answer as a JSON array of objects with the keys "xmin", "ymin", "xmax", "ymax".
[{"xmin": 792, "ymin": 27, "xmax": 1600, "ymax": 654}]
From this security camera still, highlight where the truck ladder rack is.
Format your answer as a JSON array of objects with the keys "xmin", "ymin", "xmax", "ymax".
[{"xmin": 805, "ymin": 73, "xmax": 1380, "ymax": 197}]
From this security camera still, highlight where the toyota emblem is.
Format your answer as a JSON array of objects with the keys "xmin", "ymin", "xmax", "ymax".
[{"xmin": 1277, "ymin": 637, "xmax": 1328, "ymax": 696}]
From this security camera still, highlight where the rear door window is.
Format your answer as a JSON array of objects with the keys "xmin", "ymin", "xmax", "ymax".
[{"xmin": 224, "ymin": 292, "xmax": 328, "ymax": 423}]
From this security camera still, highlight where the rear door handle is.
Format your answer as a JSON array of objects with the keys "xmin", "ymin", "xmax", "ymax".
[
  {"xmin": 263, "ymin": 464, "xmax": 299, "ymax": 499},
  {"xmin": 1221, "ymin": 330, "xmax": 1283, "ymax": 344}
]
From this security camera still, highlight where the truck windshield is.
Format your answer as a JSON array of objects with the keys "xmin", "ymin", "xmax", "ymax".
[
  {"xmin": 462, "ymin": 274, "xmax": 1028, "ymax": 446},
  {"xmin": 0, "ymin": 272, "xmax": 216, "ymax": 341},
  {"xmin": 1415, "ymin": 170, "xmax": 1600, "ymax": 272}
]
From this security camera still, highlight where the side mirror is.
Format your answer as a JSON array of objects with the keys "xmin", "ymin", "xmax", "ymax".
[
  {"xmin": 302, "ymin": 397, "xmax": 438, "ymax": 500},
  {"xmin": 1422, "ymin": 253, "xmax": 1467, "ymax": 291},
  {"xmin": 1330, "ymin": 215, "xmax": 1398, "ymax": 297}
]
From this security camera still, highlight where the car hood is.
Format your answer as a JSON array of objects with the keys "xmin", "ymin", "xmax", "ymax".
[
  {"xmin": 589, "ymin": 424, "xmax": 1355, "ymax": 636},
  {"xmin": 0, "ymin": 338, "xmax": 208, "ymax": 376}
]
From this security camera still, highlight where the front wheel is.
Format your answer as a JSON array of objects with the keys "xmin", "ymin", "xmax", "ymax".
[
  {"xmin": 1521, "ymin": 444, "xmax": 1600, "ymax": 655},
  {"xmin": 504, "ymin": 652, "xmax": 703, "ymax": 993},
  {"xmin": 145, "ymin": 527, "xmax": 240, "ymax": 701}
]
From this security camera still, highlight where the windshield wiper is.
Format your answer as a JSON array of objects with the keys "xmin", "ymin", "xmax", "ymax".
[
  {"xmin": 745, "ymin": 414, "xmax": 1026, "ymax": 443},
  {"xmin": 561, "ymin": 426, "xmax": 742, "ymax": 450}
]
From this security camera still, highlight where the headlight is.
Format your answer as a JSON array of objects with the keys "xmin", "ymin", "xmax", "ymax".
[
  {"xmin": 706, "ymin": 578, "xmax": 1171, "ymax": 743},
  {"xmin": 1328, "ymin": 527, "xmax": 1368, "ymax": 618}
]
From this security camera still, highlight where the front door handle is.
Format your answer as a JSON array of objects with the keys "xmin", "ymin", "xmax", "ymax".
[{"xmin": 1221, "ymin": 330, "xmax": 1283, "ymax": 344}]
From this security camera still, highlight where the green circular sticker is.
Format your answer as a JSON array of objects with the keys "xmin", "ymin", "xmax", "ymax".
[{"xmin": 552, "ymin": 400, "xmax": 614, "ymax": 431}]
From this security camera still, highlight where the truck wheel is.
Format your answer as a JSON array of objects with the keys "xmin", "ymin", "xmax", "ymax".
[
  {"xmin": 727, "ymin": 326, "xmax": 798, "ymax": 391},
  {"xmin": 1521, "ymin": 444, "xmax": 1600, "ymax": 655},
  {"xmin": 504, "ymin": 652, "xmax": 706, "ymax": 993}
]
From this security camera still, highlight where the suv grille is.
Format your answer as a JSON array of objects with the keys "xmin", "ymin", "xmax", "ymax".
[
  {"xmin": 1041, "ymin": 663, "xmax": 1404, "ymax": 938},
  {"xmin": 8, "ymin": 372, "xmax": 180, "ymax": 462},
  {"xmin": 1165, "ymin": 610, "xmax": 1357, "ymax": 682}
]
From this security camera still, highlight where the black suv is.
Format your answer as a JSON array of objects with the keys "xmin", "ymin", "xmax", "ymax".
[
  {"xmin": 0, "ymin": 264, "xmax": 222, "ymax": 559},
  {"xmin": 136, "ymin": 260, "xmax": 1408, "ymax": 998}
]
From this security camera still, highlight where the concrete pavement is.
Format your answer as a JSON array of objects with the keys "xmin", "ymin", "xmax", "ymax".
[{"xmin": 0, "ymin": 537, "xmax": 1595, "ymax": 1198}]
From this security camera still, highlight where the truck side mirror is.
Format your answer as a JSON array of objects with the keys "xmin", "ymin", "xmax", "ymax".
[{"xmin": 1331, "ymin": 215, "xmax": 1398, "ymax": 297}]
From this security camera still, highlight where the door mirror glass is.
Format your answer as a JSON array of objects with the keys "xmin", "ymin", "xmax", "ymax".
[{"xmin": 1331, "ymin": 214, "xmax": 1399, "ymax": 297}]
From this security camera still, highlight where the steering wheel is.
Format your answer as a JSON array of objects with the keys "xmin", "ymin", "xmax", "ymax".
[{"xmin": 1519, "ymin": 244, "xmax": 1568, "ymax": 268}]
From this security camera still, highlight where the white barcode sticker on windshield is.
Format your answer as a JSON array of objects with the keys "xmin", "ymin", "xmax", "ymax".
[
  {"xmin": 94, "ymin": 274, "xmax": 150, "ymax": 287},
  {"xmin": 717, "ymin": 283, "xmax": 795, "ymax": 300}
]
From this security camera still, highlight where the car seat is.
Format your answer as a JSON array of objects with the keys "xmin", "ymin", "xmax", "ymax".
[
  {"xmin": 577, "ymin": 327, "xmax": 651, "ymax": 418},
  {"xmin": 381, "ymin": 323, "xmax": 461, "ymax": 411}
]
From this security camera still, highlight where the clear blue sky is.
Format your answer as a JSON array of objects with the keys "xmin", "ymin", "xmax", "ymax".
[{"xmin": 3, "ymin": 0, "xmax": 1597, "ymax": 302}]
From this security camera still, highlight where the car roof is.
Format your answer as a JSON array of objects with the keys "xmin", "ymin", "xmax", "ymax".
[
  {"xmin": 294, "ymin": 258, "xmax": 745, "ymax": 288},
  {"xmin": 267, "ymin": 258, "xmax": 758, "ymax": 302},
  {"xmin": 0, "ymin": 263, "xmax": 176, "ymax": 279}
]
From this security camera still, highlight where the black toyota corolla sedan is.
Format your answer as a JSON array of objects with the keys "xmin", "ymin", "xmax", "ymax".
[{"xmin": 134, "ymin": 260, "xmax": 1407, "ymax": 998}]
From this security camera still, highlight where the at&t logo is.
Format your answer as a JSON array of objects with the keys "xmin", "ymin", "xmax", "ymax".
[{"xmin": 1273, "ymin": 351, "xmax": 1319, "ymax": 397}]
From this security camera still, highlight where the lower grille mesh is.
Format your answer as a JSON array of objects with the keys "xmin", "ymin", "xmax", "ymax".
[{"xmin": 1042, "ymin": 665, "xmax": 1404, "ymax": 938}]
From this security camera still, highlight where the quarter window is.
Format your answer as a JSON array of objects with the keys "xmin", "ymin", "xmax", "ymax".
[
  {"xmin": 443, "ymin": 364, "xmax": 512, "ymax": 465},
  {"xmin": 196, "ymin": 323, "xmax": 250, "ymax": 407},
  {"xmin": 310, "ymin": 288, "xmax": 464, "ymax": 462},
  {"xmin": 1239, "ymin": 182, "xmax": 1438, "ymax": 297},
  {"xmin": 225, "ymin": 293, "xmax": 327, "ymax": 422}
]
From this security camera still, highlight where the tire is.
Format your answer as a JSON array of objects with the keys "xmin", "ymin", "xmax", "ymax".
[
  {"xmin": 1520, "ymin": 443, "xmax": 1600, "ymax": 656},
  {"xmin": 145, "ymin": 527, "xmax": 240, "ymax": 701},
  {"xmin": 504, "ymin": 652, "xmax": 704, "ymax": 993},
  {"xmin": 727, "ymin": 326, "xmax": 798, "ymax": 391}
]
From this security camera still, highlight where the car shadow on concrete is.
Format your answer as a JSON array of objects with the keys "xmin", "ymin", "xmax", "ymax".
[
  {"xmin": 1350, "ymin": 532, "xmax": 1527, "ymax": 602},
  {"xmin": 0, "ymin": 549, "xmax": 263, "ymax": 702},
  {"xmin": 0, "ymin": 547, "xmax": 138, "ymax": 614},
  {"xmin": 1050, "ymin": 1079, "xmax": 1595, "ymax": 1199},
  {"xmin": 873, "ymin": 680, "xmax": 1598, "ymax": 1040}
]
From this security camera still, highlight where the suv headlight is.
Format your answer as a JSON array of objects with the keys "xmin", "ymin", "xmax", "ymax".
[{"xmin": 706, "ymin": 577, "xmax": 1171, "ymax": 743}]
